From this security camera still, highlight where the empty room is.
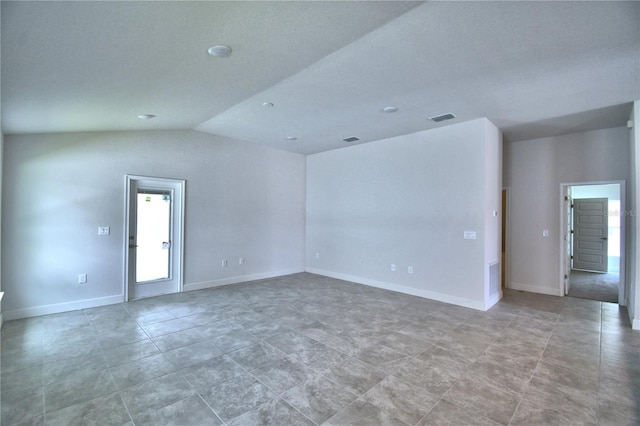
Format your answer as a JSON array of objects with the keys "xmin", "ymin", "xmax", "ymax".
[{"xmin": 1, "ymin": 1, "xmax": 639, "ymax": 425}]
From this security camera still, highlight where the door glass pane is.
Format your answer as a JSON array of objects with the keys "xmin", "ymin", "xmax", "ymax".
[{"xmin": 136, "ymin": 191, "xmax": 171, "ymax": 282}]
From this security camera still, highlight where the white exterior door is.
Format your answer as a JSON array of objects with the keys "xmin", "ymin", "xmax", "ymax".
[
  {"xmin": 572, "ymin": 198, "xmax": 608, "ymax": 273},
  {"xmin": 125, "ymin": 176, "xmax": 185, "ymax": 300}
]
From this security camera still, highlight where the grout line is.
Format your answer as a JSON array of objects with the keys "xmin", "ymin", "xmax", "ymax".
[
  {"xmin": 505, "ymin": 309, "xmax": 560, "ymax": 426},
  {"xmin": 5, "ymin": 277, "xmax": 631, "ymax": 425},
  {"xmin": 83, "ymin": 307, "xmax": 137, "ymax": 425}
]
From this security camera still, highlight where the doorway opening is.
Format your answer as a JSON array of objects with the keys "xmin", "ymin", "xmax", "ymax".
[
  {"xmin": 561, "ymin": 181, "xmax": 625, "ymax": 304},
  {"xmin": 125, "ymin": 175, "xmax": 185, "ymax": 300}
]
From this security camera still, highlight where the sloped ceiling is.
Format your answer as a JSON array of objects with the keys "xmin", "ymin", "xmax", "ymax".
[{"xmin": 2, "ymin": 1, "xmax": 639, "ymax": 154}]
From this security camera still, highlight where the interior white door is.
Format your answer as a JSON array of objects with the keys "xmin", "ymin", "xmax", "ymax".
[
  {"xmin": 126, "ymin": 176, "xmax": 184, "ymax": 300},
  {"xmin": 572, "ymin": 198, "xmax": 608, "ymax": 273}
]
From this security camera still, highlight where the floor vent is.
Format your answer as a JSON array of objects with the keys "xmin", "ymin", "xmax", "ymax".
[{"xmin": 489, "ymin": 262, "xmax": 500, "ymax": 296}]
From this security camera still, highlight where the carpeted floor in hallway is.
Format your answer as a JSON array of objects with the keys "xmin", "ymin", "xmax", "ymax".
[{"xmin": 567, "ymin": 270, "xmax": 619, "ymax": 303}]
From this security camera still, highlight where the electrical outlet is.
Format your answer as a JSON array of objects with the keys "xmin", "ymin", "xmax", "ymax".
[
  {"xmin": 98, "ymin": 226, "xmax": 110, "ymax": 236},
  {"xmin": 78, "ymin": 273, "xmax": 87, "ymax": 283},
  {"xmin": 391, "ymin": 264, "xmax": 396, "ymax": 272},
  {"xmin": 222, "ymin": 259, "xmax": 228, "ymax": 267},
  {"xmin": 408, "ymin": 266, "xmax": 413, "ymax": 274},
  {"xmin": 239, "ymin": 258, "xmax": 244, "ymax": 265}
]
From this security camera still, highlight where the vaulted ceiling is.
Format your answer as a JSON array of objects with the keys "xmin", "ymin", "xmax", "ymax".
[{"xmin": 2, "ymin": 1, "xmax": 639, "ymax": 154}]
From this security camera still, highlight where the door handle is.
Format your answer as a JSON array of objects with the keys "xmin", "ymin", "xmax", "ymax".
[
  {"xmin": 129, "ymin": 244, "xmax": 138, "ymax": 248},
  {"xmin": 601, "ymin": 237, "xmax": 608, "ymax": 240}
]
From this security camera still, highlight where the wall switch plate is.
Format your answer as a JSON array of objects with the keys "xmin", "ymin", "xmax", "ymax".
[
  {"xmin": 78, "ymin": 273, "xmax": 87, "ymax": 283},
  {"xmin": 391, "ymin": 264, "xmax": 396, "ymax": 272},
  {"xmin": 316, "ymin": 253, "xmax": 320, "ymax": 260},
  {"xmin": 239, "ymin": 258, "xmax": 244, "ymax": 265},
  {"xmin": 222, "ymin": 259, "xmax": 228, "ymax": 267},
  {"xmin": 464, "ymin": 231, "xmax": 477, "ymax": 240},
  {"xmin": 543, "ymin": 229, "xmax": 549, "ymax": 237},
  {"xmin": 408, "ymin": 266, "xmax": 413, "ymax": 274},
  {"xmin": 98, "ymin": 226, "xmax": 110, "ymax": 236}
]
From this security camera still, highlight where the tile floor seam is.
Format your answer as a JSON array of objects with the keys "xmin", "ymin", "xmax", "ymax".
[
  {"xmin": 86, "ymin": 307, "xmax": 138, "ymax": 426},
  {"xmin": 3, "ymin": 277, "xmax": 638, "ymax": 425},
  {"xmin": 412, "ymin": 350, "xmax": 477, "ymax": 426},
  {"xmin": 174, "ymin": 363, "xmax": 226, "ymax": 424},
  {"xmin": 504, "ymin": 310, "xmax": 560, "ymax": 426},
  {"xmin": 288, "ymin": 400, "xmax": 321, "ymax": 426},
  {"xmin": 259, "ymin": 396, "xmax": 319, "ymax": 426},
  {"xmin": 412, "ymin": 394, "xmax": 443, "ymax": 426}
]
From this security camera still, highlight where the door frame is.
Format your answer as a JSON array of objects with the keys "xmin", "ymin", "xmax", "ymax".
[
  {"xmin": 559, "ymin": 180, "xmax": 626, "ymax": 305},
  {"xmin": 502, "ymin": 187, "xmax": 510, "ymax": 289},
  {"xmin": 124, "ymin": 175, "xmax": 185, "ymax": 301}
]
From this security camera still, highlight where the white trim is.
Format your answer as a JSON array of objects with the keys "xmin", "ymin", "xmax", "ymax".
[
  {"xmin": 124, "ymin": 175, "xmax": 185, "ymax": 301},
  {"xmin": 306, "ymin": 267, "xmax": 493, "ymax": 311},
  {"xmin": 559, "ymin": 180, "xmax": 626, "ymax": 304},
  {"xmin": 485, "ymin": 291, "xmax": 502, "ymax": 310},
  {"xmin": 508, "ymin": 281, "xmax": 564, "ymax": 297},
  {"xmin": 502, "ymin": 186, "xmax": 511, "ymax": 293},
  {"xmin": 2, "ymin": 294, "xmax": 125, "ymax": 321},
  {"xmin": 633, "ymin": 318, "xmax": 640, "ymax": 330},
  {"xmin": 184, "ymin": 268, "xmax": 305, "ymax": 292}
]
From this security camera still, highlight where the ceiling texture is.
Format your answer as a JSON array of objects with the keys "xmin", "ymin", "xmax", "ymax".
[{"xmin": 2, "ymin": 1, "xmax": 639, "ymax": 155}]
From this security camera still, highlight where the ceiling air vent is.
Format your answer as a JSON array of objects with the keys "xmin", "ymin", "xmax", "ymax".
[
  {"xmin": 343, "ymin": 136, "xmax": 360, "ymax": 143},
  {"xmin": 429, "ymin": 113, "xmax": 456, "ymax": 123}
]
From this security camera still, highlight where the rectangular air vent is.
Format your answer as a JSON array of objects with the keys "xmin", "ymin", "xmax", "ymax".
[
  {"xmin": 343, "ymin": 136, "xmax": 360, "ymax": 143},
  {"xmin": 429, "ymin": 113, "xmax": 456, "ymax": 123}
]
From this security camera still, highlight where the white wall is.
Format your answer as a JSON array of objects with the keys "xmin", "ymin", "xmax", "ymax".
[
  {"xmin": 306, "ymin": 119, "xmax": 502, "ymax": 310},
  {"xmin": 0, "ymin": 119, "xmax": 3, "ymax": 328},
  {"xmin": 484, "ymin": 121, "xmax": 503, "ymax": 305},
  {"xmin": 504, "ymin": 127, "xmax": 630, "ymax": 297},
  {"xmin": 0, "ymin": 2, "xmax": 3, "ymax": 326},
  {"xmin": 2, "ymin": 130, "xmax": 306, "ymax": 319}
]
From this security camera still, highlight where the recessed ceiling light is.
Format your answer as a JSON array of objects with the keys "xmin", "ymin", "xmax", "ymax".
[
  {"xmin": 429, "ymin": 113, "xmax": 456, "ymax": 122},
  {"xmin": 343, "ymin": 136, "xmax": 360, "ymax": 143},
  {"xmin": 383, "ymin": 106, "xmax": 398, "ymax": 113},
  {"xmin": 137, "ymin": 114, "xmax": 156, "ymax": 120},
  {"xmin": 207, "ymin": 45, "xmax": 232, "ymax": 58},
  {"xmin": 286, "ymin": 136, "xmax": 298, "ymax": 141},
  {"xmin": 262, "ymin": 102, "xmax": 274, "ymax": 107}
]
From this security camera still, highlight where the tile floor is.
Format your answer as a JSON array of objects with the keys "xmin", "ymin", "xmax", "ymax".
[{"xmin": 1, "ymin": 272, "xmax": 639, "ymax": 425}]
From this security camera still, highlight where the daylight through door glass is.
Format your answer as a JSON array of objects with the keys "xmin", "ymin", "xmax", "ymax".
[{"xmin": 136, "ymin": 191, "xmax": 171, "ymax": 282}]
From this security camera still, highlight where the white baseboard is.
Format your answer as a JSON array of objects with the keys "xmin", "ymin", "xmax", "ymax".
[
  {"xmin": 305, "ymin": 267, "xmax": 494, "ymax": 311},
  {"xmin": 508, "ymin": 282, "xmax": 563, "ymax": 297},
  {"xmin": 485, "ymin": 291, "xmax": 502, "ymax": 310},
  {"xmin": 184, "ymin": 268, "xmax": 305, "ymax": 292},
  {"xmin": 3, "ymin": 294, "xmax": 125, "ymax": 321},
  {"xmin": 2, "ymin": 269, "xmax": 305, "ymax": 322},
  {"xmin": 633, "ymin": 318, "xmax": 640, "ymax": 331}
]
